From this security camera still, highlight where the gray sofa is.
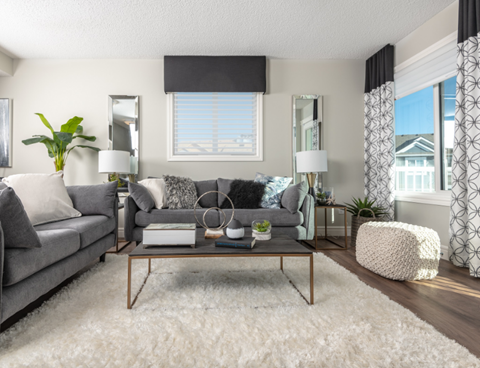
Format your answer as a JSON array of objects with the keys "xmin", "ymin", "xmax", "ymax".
[
  {"xmin": 124, "ymin": 178, "xmax": 315, "ymax": 243},
  {"xmin": 0, "ymin": 182, "xmax": 118, "ymax": 328}
]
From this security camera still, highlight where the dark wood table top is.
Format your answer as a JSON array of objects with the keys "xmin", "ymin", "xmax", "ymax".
[
  {"xmin": 129, "ymin": 233, "xmax": 312, "ymax": 257},
  {"xmin": 315, "ymin": 204, "xmax": 347, "ymax": 209}
]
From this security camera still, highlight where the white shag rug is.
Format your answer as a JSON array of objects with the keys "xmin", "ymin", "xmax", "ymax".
[{"xmin": 0, "ymin": 253, "xmax": 478, "ymax": 368}]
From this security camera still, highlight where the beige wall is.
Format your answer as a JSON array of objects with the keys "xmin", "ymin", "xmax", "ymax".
[
  {"xmin": 395, "ymin": 1, "xmax": 458, "ymax": 66},
  {"xmin": 394, "ymin": 0, "xmax": 458, "ymax": 247},
  {"xmin": 0, "ymin": 58, "xmax": 365, "ymax": 227},
  {"xmin": 0, "ymin": 50, "xmax": 13, "ymax": 77}
]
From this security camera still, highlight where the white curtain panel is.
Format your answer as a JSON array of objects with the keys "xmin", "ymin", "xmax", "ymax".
[
  {"xmin": 364, "ymin": 81, "xmax": 395, "ymax": 221},
  {"xmin": 449, "ymin": 32, "xmax": 480, "ymax": 278}
]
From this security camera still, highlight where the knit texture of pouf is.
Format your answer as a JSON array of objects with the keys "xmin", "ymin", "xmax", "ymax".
[{"xmin": 356, "ymin": 222, "xmax": 441, "ymax": 281}]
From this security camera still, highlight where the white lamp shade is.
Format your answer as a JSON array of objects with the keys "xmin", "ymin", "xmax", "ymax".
[
  {"xmin": 98, "ymin": 150, "xmax": 131, "ymax": 174},
  {"xmin": 296, "ymin": 150, "xmax": 328, "ymax": 173}
]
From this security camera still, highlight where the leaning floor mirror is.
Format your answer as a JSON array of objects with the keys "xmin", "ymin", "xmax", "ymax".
[
  {"xmin": 108, "ymin": 95, "xmax": 139, "ymax": 182},
  {"xmin": 0, "ymin": 98, "xmax": 12, "ymax": 167},
  {"xmin": 292, "ymin": 95, "xmax": 323, "ymax": 184}
]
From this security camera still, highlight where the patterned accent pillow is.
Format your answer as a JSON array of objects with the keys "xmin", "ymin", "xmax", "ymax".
[
  {"xmin": 254, "ymin": 172, "xmax": 292, "ymax": 209},
  {"xmin": 163, "ymin": 175, "xmax": 201, "ymax": 209}
]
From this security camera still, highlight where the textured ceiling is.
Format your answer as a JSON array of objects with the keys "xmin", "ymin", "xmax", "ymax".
[{"xmin": 0, "ymin": 0, "xmax": 455, "ymax": 60}]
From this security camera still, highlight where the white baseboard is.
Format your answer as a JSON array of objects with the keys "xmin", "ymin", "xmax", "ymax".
[
  {"xmin": 316, "ymin": 226, "xmax": 351, "ymax": 237},
  {"xmin": 440, "ymin": 244, "xmax": 448, "ymax": 260}
]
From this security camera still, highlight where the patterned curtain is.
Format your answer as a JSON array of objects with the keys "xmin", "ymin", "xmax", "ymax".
[
  {"xmin": 449, "ymin": 0, "xmax": 480, "ymax": 277},
  {"xmin": 364, "ymin": 45, "xmax": 395, "ymax": 221}
]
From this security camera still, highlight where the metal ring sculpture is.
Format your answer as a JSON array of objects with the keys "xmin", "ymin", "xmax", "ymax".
[{"xmin": 194, "ymin": 191, "xmax": 235, "ymax": 231}]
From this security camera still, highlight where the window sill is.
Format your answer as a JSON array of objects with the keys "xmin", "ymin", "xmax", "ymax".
[
  {"xmin": 167, "ymin": 155, "xmax": 263, "ymax": 162},
  {"xmin": 395, "ymin": 191, "xmax": 450, "ymax": 207}
]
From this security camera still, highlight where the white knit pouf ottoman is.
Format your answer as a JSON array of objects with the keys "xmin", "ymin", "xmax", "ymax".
[{"xmin": 356, "ymin": 222, "xmax": 441, "ymax": 281}]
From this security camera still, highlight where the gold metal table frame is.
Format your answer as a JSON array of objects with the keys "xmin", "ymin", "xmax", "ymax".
[
  {"xmin": 304, "ymin": 205, "xmax": 348, "ymax": 251},
  {"xmin": 127, "ymin": 253, "xmax": 314, "ymax": 309}
]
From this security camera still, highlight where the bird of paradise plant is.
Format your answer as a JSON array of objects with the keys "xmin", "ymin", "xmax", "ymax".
[{"xmin": 22, "ymin": 113, "xmax": 100, "ymax": 172}]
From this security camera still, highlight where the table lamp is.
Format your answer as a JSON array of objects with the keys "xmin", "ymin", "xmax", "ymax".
[
  {"xmin": 98, "ymin": 150, "xmax": 131, "ymax": 181},
  {"xmin": 296, "ymin": 150, "xmax": 328, "ymax": 197}
]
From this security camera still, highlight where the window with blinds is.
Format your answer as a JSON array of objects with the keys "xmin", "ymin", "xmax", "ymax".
[{"xmin": 168, "ymin": 92, "xmax": 263, "ymax": 161}]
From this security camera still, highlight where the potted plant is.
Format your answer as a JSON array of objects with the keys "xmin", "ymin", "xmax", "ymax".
[
  {"xmin": 252, "ymin": 219, "xmax": 272, "ymax": 241},
  {"xmin": 316, "ymin": 191, "xmax": 327, "ymax": 205},
  {"xmin": 346, "ymin": 197, "xmax": 386, "ymax": 246},
  {"xmin": 22, "ymin": 113, "xmax": 100, "ymax": 172}
]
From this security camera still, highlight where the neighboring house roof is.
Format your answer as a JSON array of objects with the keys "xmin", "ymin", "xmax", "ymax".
[{"xmin": 396, "ymin": 134, "xmax": 434, "ymax": 156}]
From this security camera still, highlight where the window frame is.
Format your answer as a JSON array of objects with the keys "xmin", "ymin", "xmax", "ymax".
[
  {"xmin": 394, "ymin": 82, "xmax": 452, "ymax": 207},
  {"xmin": 166, "ymin": 92, "xmax": 263, "ymax": 162}
]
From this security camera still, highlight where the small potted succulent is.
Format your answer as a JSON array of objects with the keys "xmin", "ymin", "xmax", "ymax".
[
  {"xmin": 316, "ymin": 191, "xmax": 327, "ymax": 205},
  {"xmin": 252, "ymin": 219, "xmax": 272, "ymax": 241}
]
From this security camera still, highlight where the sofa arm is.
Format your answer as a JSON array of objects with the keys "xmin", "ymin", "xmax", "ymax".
[
  {"xmin": 0, "ymin": 222, "xmax": 4, "ymax": 324},
  {"xmin": 300, "ymin": 194, "xmax": 315, "ymax": 240},
  {"xmin": 67, "ymin": 181, "xmax": 118, "ymax": 218},
  {"xmin": 124, "ymin": 195, "xmax": 139, "ymax": 242}
]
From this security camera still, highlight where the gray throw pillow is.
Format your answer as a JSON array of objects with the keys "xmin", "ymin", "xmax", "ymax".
[
  {"xmin": 0, "ymin": 187, "xmax": 42, "ymax": 249},
  {"xmin": 217, "ymin": 178, "xmax": 234, "ymax": 207},
  {"xmin": 281, "ymin": 181, "xmax": 308, "ymax": 214},
  {"xmin": 128, "ymin": 182, "xmax": 155, "ymax": 212},
  {"xmin": 67, "ymin": 181, "xmax": 118, "ymax": 218},
  {"xmin": 163, "ymin": 175, "xmax": 200, "ymax": 209},
  {"xmin": 194, "ymin": 180, "xmax": 217, "ymax": 208}
]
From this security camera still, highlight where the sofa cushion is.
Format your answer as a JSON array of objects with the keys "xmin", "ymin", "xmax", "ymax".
[
  {"xmin": 222, "ymin": 209, "xmax": 303, "ymax": 227},
  {"xmin": 220, "ymin": 179, "xmax": 265, "ymax": 209},
  {"xmin": 0, "ymin": 187, "xmax": 43, "ymax": 249},
  {"xmin": 217, "ymin": 178, "xmax": 234, "ymax": 207},
  {"xmin": 138, "ymin": 179, "xmax": 167, "ymax": 209},
  {"xmin": 254, "ymin": 172, "xmax": 293, "ymax": 209},
  {"xmin": 135, "ymin": 209, "xmax": 219, "ymax": 228},
  {"xmin": 3, "ymin": 229, "xmax": 80, "ymax": 286},
  {"xmin": 34, "ymin": 215, "xmax": 115, "ymax": 249},
  {"xmin": 194, "ymin": 180, "xmax": 217, "ymax": 208},
  {"xmin": 67, "ymin": 181, "xmax": 117, "ymax": 218},
  {"xmin": 163, "ymin": 175, "xmax": 199, "ymax": 209},
  {"xmin": 281, "ymin": 181, "xmax": 308, "ymax": 214},
  {"xmin": 129, "ymin": 182, "xmax": 155, "ymax": 212},
  {"xmin": 2, "ymin": 172, "xmax": 82, "ymax": 225}
]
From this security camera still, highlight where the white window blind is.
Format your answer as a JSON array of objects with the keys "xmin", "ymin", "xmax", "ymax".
[
  {"xmin": 395, "ymin": 33, "xmax": 457, "ymax": 99},
  {"xmin": 170, "ymin": 92, "xmax": 262, "ymax": 160}
]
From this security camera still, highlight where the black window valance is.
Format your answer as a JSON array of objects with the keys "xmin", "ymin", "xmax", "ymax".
[
  {"xmin": 458, "ymin": 0, "xmax": 480, "ymax": 43},
  {"xmin": 164, "ymin": 56, "xmax": 266, "ymax": 94},
  {"xmin": 364, "ymin": 45, "xmax": 394, "ymax": 93}
]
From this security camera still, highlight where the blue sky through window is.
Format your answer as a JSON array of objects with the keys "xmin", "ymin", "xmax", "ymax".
[{"xmin": 395, "ymin": 76, "xmax": 456, "ymax": 135}]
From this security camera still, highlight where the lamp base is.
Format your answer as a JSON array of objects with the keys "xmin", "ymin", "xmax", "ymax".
[{"xmin": 306, "ymin": 173, "xmax": 316, "ymax": 197}]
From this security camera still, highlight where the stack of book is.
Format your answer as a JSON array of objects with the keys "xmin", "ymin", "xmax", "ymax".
[
  {"xmin": 143, "ymin": 223, "xmax": 196, "ymax": 248},
  {"xmin": 214, "ymin": 235, "xmax": 256, "ymax": 249}
]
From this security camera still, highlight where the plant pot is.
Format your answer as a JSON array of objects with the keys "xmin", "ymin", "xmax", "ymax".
[
  {"xmin": 350, "ymin": 209, "xmax": 381, "ymax": 247},
  {"xmin": 252, "ymin": 229, "xmax": 271, "ymax": 241},
  {"xmin": 252, "ymin": 219, "xmax": 272, "ymax": 241}
]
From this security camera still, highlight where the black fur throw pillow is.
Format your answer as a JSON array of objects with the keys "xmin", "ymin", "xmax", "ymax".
[{"xmin": 220, "ymin": 179, "xmax": 266, "ymax": 209}]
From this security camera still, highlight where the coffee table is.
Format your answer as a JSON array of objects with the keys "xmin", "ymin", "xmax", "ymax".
[{"xmin": 127, "ymin": 233, "xmax": 314, "ymax": 309}]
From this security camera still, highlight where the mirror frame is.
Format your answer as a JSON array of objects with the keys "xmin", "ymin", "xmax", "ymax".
[
  {"xmin": 108, "ymin": 95, "xmax": 140, "ymax": 180},
  {"xmin": 292, "ymin": 95, "xmax": 323, "ymax": 184}
]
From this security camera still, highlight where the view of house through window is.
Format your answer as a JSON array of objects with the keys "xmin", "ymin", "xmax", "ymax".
[
  {"xmin": 394, "ymin": 76, "xmax": 456, "ymax": 192},
  {"xmin": 440, "ymin": 77, "xmax": 455, "ymax": 190}
]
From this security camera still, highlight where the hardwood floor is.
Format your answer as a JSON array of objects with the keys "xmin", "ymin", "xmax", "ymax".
[
  {"xmin": 311, "ymin": 237, "xmax": 480, "ymax": 359},
  {"xmin": 2, "ymin": 238, "xmax": 479, "ymax": 361}
]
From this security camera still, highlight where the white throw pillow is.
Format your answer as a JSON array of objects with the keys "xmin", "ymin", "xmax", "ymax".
[
  {"xmin": 2, "ymin": 172, "xmax": 82, "ymax": 226},
  {"xmin": 138, "ymin": 179, "xmax": 167, "ymax": 209}
]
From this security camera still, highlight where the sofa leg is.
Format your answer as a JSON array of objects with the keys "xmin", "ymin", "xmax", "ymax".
[{"xmin": 99, "ymin": 253, "xmax": 106, "ymax": 263}]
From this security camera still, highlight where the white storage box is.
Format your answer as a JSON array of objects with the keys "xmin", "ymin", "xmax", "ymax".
[{"xmin": 143, "ymin": 223, "xmax": 196, "ymax": 248}]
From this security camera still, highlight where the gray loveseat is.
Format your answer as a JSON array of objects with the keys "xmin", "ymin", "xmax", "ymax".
[
  {"xmin": 124, "ymin": 178, "xmax": 314, "ymax": 243},
  {"xmin": 0, "ymin": 182, "xmax": 118, "ymax": 328}
]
